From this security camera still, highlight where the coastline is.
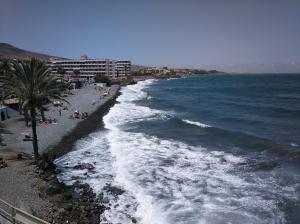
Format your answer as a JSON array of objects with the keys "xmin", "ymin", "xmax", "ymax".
[
  {"xmin": 46, "ymin": 86, "xmax": 120, "ymax": 159},
  {"xmin": 1, "ymin": 84, "xmax": 120, "ymax": 156},
  {"xmin": 0, "ymin": 84, "xmax": 121, "ymax": 223},
  {"xmin": 38, "ymin": 84, "xmax": 121, "ymax": 223}
]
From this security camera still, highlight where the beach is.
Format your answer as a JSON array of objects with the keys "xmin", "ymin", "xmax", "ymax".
[
  {"xmin": 0, "ymin": 84, "xmax": 120, "ymax": 223},
  {"xmin": 1, "ymin": 84, "xmax": 120, "ymax": 156}
]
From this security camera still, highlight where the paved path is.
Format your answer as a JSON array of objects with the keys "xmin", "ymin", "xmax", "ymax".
[{"xmin": 0, "ymin": 160, "xmax": 52, "ymax": 221}]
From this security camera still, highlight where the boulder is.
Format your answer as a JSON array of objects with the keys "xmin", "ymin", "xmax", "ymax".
[
  {"xmin": 73, "ymin": 163, "xmax": 95, "ymax": 170},
  {"xmin": 0, "ymin": 160, "xmax": 8, "ymax": 168}
]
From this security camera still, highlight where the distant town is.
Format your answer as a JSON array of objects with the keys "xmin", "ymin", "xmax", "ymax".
[{"xmin": 0, "ymin": 43, "xmax": 221, "ymax": 89}]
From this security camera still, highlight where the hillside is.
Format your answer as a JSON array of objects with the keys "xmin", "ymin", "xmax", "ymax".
[{"xmin": 0, "ymin": 43, "xmax": 65, "ymax": 61}]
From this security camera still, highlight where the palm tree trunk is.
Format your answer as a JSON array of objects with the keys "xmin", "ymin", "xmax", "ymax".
[
  {"xmin": 30, "ymin": 106, "xmax": 39, "ymax": 160},
  {"xmin": 24, "ymin": 108, "xmax": 29, "ymax": 127}
]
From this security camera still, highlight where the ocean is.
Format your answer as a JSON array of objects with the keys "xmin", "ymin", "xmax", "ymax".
[{"xmin": 56, "ymin": 74, "xmax": 300, "ymax": 224}]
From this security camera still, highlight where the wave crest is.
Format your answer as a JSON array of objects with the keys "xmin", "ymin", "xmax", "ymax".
[{"xmin": 182, "ymin": 119, "xmax": 211, "ymax": 128}]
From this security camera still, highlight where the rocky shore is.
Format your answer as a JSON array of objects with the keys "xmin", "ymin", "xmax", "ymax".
[{"xmin": 35, "ymin": 160, "xmax": 105, "ymax": 224}]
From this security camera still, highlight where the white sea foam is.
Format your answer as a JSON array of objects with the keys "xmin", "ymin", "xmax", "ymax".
[
  {"xmin": 290, "ymin": 142, "xmax": 298, "ymax": 147},
  {"xmin": 56, "ymin": 79, "xmax": 299, "ymax": 224},
  {"xmin": 182, "ymin": 119, "xmax": 211, "ymax": 128}
]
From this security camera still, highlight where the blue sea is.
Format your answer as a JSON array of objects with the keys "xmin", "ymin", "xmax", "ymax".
[{"xmin": 56, "ymin": 74, "xmax": 300, "ymax": 224}]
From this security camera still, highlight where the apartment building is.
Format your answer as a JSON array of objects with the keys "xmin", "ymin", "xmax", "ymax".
[{"xmin": 50, "ymin": 55, "xmax": 131, "ymax": 80}]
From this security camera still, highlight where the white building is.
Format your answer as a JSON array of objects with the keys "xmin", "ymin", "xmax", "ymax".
[{"xmin": 50, "ymin": 55, "xmax": 131, "ymax": 80}]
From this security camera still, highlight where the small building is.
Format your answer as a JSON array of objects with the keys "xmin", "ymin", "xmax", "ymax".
[{"xmin": 0, "ymin": 105, "xmax": 9, "ymax": 121}]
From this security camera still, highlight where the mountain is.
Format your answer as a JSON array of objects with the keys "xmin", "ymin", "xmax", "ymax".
[{"xmin": 0, "ymin": 43, "xmax": 65, "ymax": 61}]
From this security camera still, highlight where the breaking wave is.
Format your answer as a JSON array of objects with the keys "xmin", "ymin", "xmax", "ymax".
[
  {"xmin": 182, "ymin": 119, "xmax": 211, "ymax": 128},
  {"xmin": 56, "ymin": 79, "xmax": 300, "ymax": 224}
]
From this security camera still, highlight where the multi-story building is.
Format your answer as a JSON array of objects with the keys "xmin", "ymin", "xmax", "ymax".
[{"xmin": 50, "ymin": 55, "xmax": 131, "ymax": 80}]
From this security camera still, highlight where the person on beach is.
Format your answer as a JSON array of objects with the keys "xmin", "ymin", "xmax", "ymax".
[{"xmin": 59, "ymin": 108, "xmax": 62, "ymax": 116}]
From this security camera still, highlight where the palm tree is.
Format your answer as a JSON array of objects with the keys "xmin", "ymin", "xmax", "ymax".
[
  {"xmin": 73, "ymin": 69, "xmax": 80, "ymax": 78},
  {"xmin": 0, "ymin": 59, "xmax": 11, "ymax": 104},
  {"xmin": 57, "ymin": 67, "xmax": 66, "ymax": 79},
  {"xmin": 0, "ymin": 59, "xmax": 11, "ymax": 75},
  {"xmin": 3, "ymin": 58, "xmax": 68, "ymax": 160}
]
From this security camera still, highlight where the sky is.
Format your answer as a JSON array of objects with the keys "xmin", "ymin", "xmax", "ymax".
[{"xmin": 0, "ymin": 0, "xmax": 300, "ymax": 72}]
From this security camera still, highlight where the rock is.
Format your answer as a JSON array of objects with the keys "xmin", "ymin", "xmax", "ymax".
[
  {"xmin": 54, "ymin": 168, "xmax": 62, "ymax": 174},
  {"xmin": 45, "ymin": 180, "xmax": 64, "ymax": 195},
  {"xmin": 71, "ymin": 176, "xmax": 81, "ymax": 180},
  {"xmin": 37, "ymin": 154, "xmax": 56, "ymax": 171},
  {"xmin": 83, "ymin": 151, "xmax": 91, "ymax": 155},
  {"xmin": 73, "ymin": 163, "xmax": 95, "ymax": 170},
  {"xmin": 81, "ymin": 183, "xmax": 90, "ymax": 191},
  {"xmin": 64, "ymin": 204, "xmax": 73, "ymax": 211},
  {"xmin": 0, "ymin": 160, "xmax": 8, "ymax": 169},
  {"xmin": 102, "ymin": 197, "xmax": 109, "ymax": 204},
  {"xmin": 45, "ymin": 185, "xmax": 62, "ymax": 195},
  {"xmin": 46, "ymin": 174, "xmax": 56, "ymax": 181},
  {"xmin": 132, "ymin": 217, "xmax": 137, "ymax": 223},
  {"xmin": 63, "ymin": 192, "xmax": 73, "ymax": 200},
  {"xmin": 103, "ymin": 184, "xmax": 125, "ymax": 196},
  {"xmin": 58, "ymin": 208, "xmax": 65, "ymax": 214}
]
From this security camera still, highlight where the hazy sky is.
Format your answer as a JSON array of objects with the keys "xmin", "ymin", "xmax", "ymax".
[{"xmin": 0, "ymin": 0, "xmax": 300, "ymax": 72}]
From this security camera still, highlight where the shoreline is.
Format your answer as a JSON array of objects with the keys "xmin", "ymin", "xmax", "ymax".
[
  {"xmin": 46, "ymin": 86, "xmax": 121, "ymax": 159},
  {"xmin": 38, "ymin": 84, "xmax": 121, "ymax": 223},
  {"xmin": 1, "ymin": 84, "xmax": 120, "ymax": 156},
  {"xmin": 0, "ymin": 84, "xmax": 122, "ymax": 223}
]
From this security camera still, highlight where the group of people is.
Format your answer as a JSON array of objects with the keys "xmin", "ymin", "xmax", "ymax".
[{"xmin": 70, "ymin": 111, "xmax": 89, "ymax": 119}]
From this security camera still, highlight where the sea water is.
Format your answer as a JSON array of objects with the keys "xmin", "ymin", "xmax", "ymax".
[{"xmin": 56, "ymin": 74, "xmax": 300, "ymax": 224}]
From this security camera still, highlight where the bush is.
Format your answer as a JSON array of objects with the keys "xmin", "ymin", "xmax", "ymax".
[
  {"xmin": 131, "ymin": 71, "xmax": 148, "ymax": 76},
  {"xmin": 94, "ymin": 75, "xmax": 111, "ymax": 86}
]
